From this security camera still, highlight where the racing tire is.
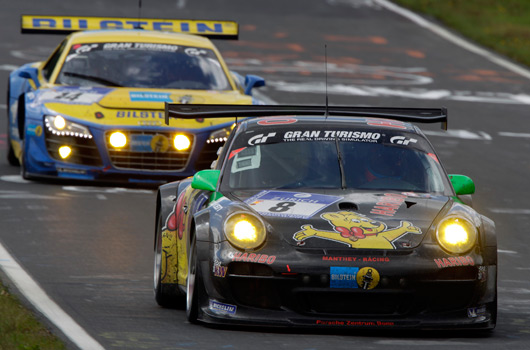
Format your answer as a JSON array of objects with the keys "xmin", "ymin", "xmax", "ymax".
[
  {"xmin": 154, "ymin": 209, "xmax": 183, "ymax": 308},
  {"xmin": 20, "ymin": 139, "xmax": 30, "ymax": 180},
  {"xmin": 6, "ymin": 132, "xmax": 19, "ymax": 166},
  {"xmin": 186, "ymin": 233, "xmax": 202, "ymax": 323},
  {"xmin": 6, "ymin": 83, "xmax": 19, "ymax": 166}
]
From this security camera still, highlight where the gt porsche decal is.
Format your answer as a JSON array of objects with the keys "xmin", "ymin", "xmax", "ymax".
[
  {"xmin": 247, "ymin": 132, "xmax": 276, "ymax": 145},
  {"xmin": 246, "ymin": 191, "xmax": 342, "ymax": 219},
  {"xmin": 293, "ymin": 211, "xmax": 421, "ymax": 249}
]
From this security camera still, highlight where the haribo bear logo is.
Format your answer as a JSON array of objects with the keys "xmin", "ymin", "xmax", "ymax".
[{"xmin": 294, "ymin": 211, "xmax": 421, "ymax": 249}]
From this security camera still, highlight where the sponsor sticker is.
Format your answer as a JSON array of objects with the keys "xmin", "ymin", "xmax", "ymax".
[
  {"xmin": 330, "ymin": 267, "xmax": 359, "ymax": 288},
  {"xmin": 245, "ymin": 191, "xmax": 342, "ymax": 219},
  {"xmin": 231, "ymin": 252, "xmax": 276, "ymax": 264},
  {"xmin": 390, "ymin": 135, "xmax": 417, "ymax": 145},
  {"xmin": 434, "ymin": 256, "xmax": 475, "ymax": 268},
  {"xmin": 209, "ymin": 300, "xmax": 237, "ymax": 315},
  {"xmin": 467, "ymin": 305, "xmax": 486, "ymax": 318},
  {"xmin": 283, "ymin": 130, "xmax": 381, "ymax": 143},
  {"xmin": 247, "ymin": 132, "xmax": 276, "ymax": 145},
  {"xmin": 26, "ymin": 124, "xmax": 39, "ymax": 136},
  {"xmin": 357, "ymin": 267, "xmax": 380, "ymax": 290},
  {"xmin": 213, "ymin": 262, "xmax": 227, "ymax": 278},
  {"xmin": 370, "ymin": 193, "xmax": 407, "ymax": 217},
  {"xmin": 129, "ymin": 91, "xmax": 172, "ymax": 102}
]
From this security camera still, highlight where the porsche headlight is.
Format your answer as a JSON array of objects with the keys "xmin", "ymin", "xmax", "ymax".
[
  {"xmin": 44, "ymin": 115, "xmax": 92, "ymax": 139},
  {"xmin": 436, "ymin": 216, "xmax": 477, "ymax": 254},
  {"xmin": 224, "ymin": 212, "xmax": 266, "ymax": 250}
]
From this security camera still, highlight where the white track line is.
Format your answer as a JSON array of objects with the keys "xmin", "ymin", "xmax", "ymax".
[
  {"xmin": 377, "ymin": 0, "xmax": 530, "ymax": 80},
  {"xmin": 0, "ymin": 243, "xmax": 105, "ymax": 350}
]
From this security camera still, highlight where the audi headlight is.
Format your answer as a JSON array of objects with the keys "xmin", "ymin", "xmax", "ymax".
[
  {"xmin": 44, "ymin": 115, "xmax": 92, "ymax": 139},
  {"xmin": 109, "ymin": 131, "xmax": 127, "ymax": 148},
  {"xmin": 173, "ymin": 134, "xmax": 191, "ymax": 151},
  {"xmin": 436, "ymin": 216, "xmax": 477, "ymax": 254},
  {"xmin": 224, "ymin": 212, "xmax": 266, "ymax": 250},
  {"xmin": 207, "ymin": 124, "xmax": 234, "ymax": 144}
]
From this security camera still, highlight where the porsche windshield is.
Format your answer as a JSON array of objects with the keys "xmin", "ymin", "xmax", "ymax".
[
  {"xmin": 221, "ymin": 133, "xmax": 448, "ymax": 193},
  {"xmin": 56, "ymin": 42, "xmax": 231, "ymax": 90}
]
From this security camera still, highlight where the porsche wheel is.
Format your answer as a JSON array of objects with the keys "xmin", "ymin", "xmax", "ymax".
[
  {"xmin": 186, "ymin": 233, "xmax": 202, "ymax": 323},
  {"xmin": 154, "ymin": 209, "xmax": 182, "ymax": 308}
]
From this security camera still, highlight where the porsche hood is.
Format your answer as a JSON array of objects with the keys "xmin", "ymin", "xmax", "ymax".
[{"xmin": 234, "ymin": 190, "xmax": 451, "ymax": 250}]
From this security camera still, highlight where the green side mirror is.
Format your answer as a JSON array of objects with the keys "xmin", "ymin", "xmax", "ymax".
[
  {"xmin": 192, "ymin": 169, "xmax": 220, "ymax": 191},
  {"xmin": 449, "ymin": 174, "xmax": 475, "ymax": 195}
]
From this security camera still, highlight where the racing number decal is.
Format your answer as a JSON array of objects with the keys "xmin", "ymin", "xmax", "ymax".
[
  {"xmin": 269, "ymin": 201, "xmax": 296, "ymax": 213},
  {"xmin": 53, "ymin": 91, "xmax": 83, "ymax": 101},
  {"xmin": 246, "ymin": 191, "xmax": 342, "ymax": 219}
]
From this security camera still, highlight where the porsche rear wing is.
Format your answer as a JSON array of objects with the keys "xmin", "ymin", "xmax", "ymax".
[
  {"xmin": 21, "ymin": 15, "xmax": 238, "ymax": 39},
  {"xmin": 165, "ymin": 104, "xmax": 448, "ymax": 130}
]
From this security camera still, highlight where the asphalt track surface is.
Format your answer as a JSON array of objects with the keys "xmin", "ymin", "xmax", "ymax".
[{"xmin": 1, "ymin": 0, "xmax": 530, "ymax": 349}]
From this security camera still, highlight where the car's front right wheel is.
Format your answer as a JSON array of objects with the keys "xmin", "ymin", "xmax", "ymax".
[{"xmin": 186, "ymin": 233, "xmax": 202, "ymax": 323}]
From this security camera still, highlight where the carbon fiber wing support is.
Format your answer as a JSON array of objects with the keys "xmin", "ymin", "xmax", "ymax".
[{"xmin": 164, "ymin": 104, "xmax": 448, "ymax": 130}]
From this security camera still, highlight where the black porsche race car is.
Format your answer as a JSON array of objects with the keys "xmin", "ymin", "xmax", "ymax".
[{"xmin": 153, "ymin": 104, "xmax": 497, "ymax": 330}]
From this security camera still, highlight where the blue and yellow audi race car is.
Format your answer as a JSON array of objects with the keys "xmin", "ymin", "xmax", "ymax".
[
  {"xmin": 154, "ymin": 104, "xmax": 497, "ymax": 330},
  {"xmin": 7, "ymin": 15, "xmax": 265, "ymax": 183}
]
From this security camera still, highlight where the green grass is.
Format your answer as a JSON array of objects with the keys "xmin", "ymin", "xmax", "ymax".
[
  {"xmin": 0, "ymin": 281, "xmax": 65, "ymax": 350},
  {"xmin": 393, "ymin": 0, "xmax": 530, "ymax": 67}
]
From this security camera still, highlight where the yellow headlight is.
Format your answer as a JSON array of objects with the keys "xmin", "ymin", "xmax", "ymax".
[
  {"xmin": 109, "ymin": 132, "xmax": 127, "ymax": 148},
  {"xmin": 224, "ymin": 212, "xmax": 266, "ymax": 250},
  {"xmin": 58, "ymin": 146, "xmax": 72, "ymax": 159},
  {"xmin": 54, "ymin": 116, "xmax": 66, "ymax": 130},
  {"xmin": 436, "ymin": 217, "xmax": 477, "ymax": 254},
  {"xmin": 173, "ymin": 134, "xmax": 191, "ymax": 151}
]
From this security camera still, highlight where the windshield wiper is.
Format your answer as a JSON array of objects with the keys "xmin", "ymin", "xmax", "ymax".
[
  {"xmin": 334, "ymin": 137, "xmax": 347, "ymax": 189},
  {"xmin": 61, "ymin": 72, "xmax": 124, "ymax": 87}
]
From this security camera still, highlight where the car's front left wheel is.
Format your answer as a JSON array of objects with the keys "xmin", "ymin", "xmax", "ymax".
[{"xmin": 154, "ymin": 208, "xmax": 183, "ymax": 308}]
